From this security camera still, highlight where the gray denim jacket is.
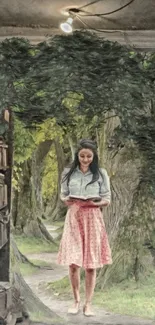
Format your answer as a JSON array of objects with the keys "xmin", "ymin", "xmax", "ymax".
[{"xmin": 60, "ymin": 167, "xmax": 111, "ymax": 203}]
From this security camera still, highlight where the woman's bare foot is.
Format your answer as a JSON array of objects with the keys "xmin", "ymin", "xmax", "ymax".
[
  {"xmin": 83, "ymin": 303, "xmax": 95, "ymax": 317},
  {"xmin": 68, "ymin": 301, "xmax": 80, "ymax": 315}
]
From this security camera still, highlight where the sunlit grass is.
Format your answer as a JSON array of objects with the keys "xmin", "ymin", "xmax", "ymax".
[
  {"xmin": 15, "ymin": 235, "xmax": 58, "ymax": 254},
  {"xmin": 31, "ymin": 259, "xmax": 53, "ymax": 267},
  {"xmin": 45, "ymin": 220, "xmax": 64, "ymax": 228},
  {"xmin": 93, "ymin": 276, "xmax": 155, "ymax": 320},
  {"xmin": 55, "ymin": 226, "xmax": 64, "ymax": 235},
  {"xmin": 19, "ymin": 262, "xmax": 37, "ymax": 276},
  {"xmin": 52, "ymin": 221, "xmax": 64, "ymax": 228},
  {"xmin": 29, "ymin": 311, "xmax": 63, "ymax": 324},
  {"xmin": 47, "ymin": 276, "xmax": 71, "ymax": 297},
  {"xmin": 19, "ymin": 259, "xmax": 53, "ymax": 276},
  {"xmin": 45, "ymin": 270, "xmax": 155, "ymax": 320}
]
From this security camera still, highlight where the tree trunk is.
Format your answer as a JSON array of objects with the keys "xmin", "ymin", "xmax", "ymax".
[
  {"xmin": 51, "ymin": 139, "xmax": 66, "ymax": 221},
  {"xmin": 12, "ymin": 272, "xmax": 61, "ymax": 321},
  {"xmin": 13, "ymin": 140, "xmax": 55, "ymax": 240},
  {"xmin": 67, "ymin": 134, "xmax": 76, "ymax": 160},
  {"xmin": 96, "ymin": 112, "xmax": 145, "ymax": 287},
  {"xmin": 51, "ymin": 134, "xmax": 78, "ymax": 221}
]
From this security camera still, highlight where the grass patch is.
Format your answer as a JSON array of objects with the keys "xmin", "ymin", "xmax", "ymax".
[
  {"xmin": 53, "ymin": 221, "xmax": 64, "ymax": 227},
  {"xmin": 15, "ymin": 235, "xmax": 58, "ymax": 254},
  {"xmin": 31, "ymin": 259, "xmax": 53, "ymax": 267},
  {"xmin": 46, "ymin": 276, "xmax": 71, "ymax": 298},
  {"xmin": 19, "ymin": 259, "xmax": 53, "ymax": 276},
  {"xmin": 19, "ymin": 262, "xmax": 37, "ymax": 276},
  {"xmin": 47, "ymin": 221, "xmax": 64, "ymax": 228},
  {"xmin": 46, "ymin": 270, "xmax": 155, "ymax": 320},
  {"xmin": 29, "ymin": 311, "xmax": 63, "ymax": 324},
  {"xmin": 55, "ymin": 226, "xmax": 64, "ymax": 235},
  {"xmin": 93, "ymin": 276, "xmax": 155, "ymax": 320}
]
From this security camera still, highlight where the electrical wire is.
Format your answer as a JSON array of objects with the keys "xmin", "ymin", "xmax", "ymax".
[
  {"xmin": 67, "ymin": 1, "xmax": 135, "ymax": 47},
  {"xmin": 77, "ymin": 0, "xmax": 136, "ymax": 17},
  {"xmin": 78, "ymin": 0, "xmax": 104, "ymax": 10},
  {"xmin": 75, "ymin": 13, "xmax": 125, "ymax": 34},
  {"xmin": 75, "ymin": 14, "xmax": 134, "ymax": 48}
]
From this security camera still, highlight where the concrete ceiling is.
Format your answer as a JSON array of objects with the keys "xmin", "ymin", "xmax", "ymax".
[{"xmin": 0, "ymin": 0, "xmax": 155, "ymax": 50}]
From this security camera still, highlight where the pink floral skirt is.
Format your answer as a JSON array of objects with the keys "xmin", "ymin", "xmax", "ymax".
[{"xmin": 57, "ymin": 201, "xmax": 112, "ymax": 269}]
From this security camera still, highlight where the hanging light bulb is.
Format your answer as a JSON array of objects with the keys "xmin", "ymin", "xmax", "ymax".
[{"xmin": 60, "ymin": 17, "xmax": 73, "ymax": 34}]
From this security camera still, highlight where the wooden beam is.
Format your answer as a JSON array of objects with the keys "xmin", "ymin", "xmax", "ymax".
[{"xmin": 0, "ymin": 27, "xmax": 155, "ymax": 50}]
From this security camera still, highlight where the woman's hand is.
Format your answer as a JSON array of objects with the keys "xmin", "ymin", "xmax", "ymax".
[
  {"xmin": 61, "ymin": 195, "xmax": 69, "ymax": 202},
  {"xmin": 64, "ymin": 199, "xmax": 75, "ymax": 206},
  {"xmin": 90, "ymin": 199, "xmax": 110, "ymax": 207},
  {"xmin": 61, "ymin": 196, "xmax": 75, "ymax": 206}
]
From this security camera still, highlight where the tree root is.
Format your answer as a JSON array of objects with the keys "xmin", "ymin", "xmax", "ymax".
[
  {"xmin": 11, "ymin": 236, "xmax": 62, "ymax": 323},
  {"xmin": 11, "ymin": 236, "xmax": 53, "ymax": 271}
]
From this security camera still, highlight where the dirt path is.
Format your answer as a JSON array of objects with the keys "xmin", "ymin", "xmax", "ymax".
[{"xmin": 24, "ymin": 225, "xmax": 154, "ymax": 325}]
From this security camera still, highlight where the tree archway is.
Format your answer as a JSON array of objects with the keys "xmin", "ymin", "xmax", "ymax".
[{"xmin": 0, "ymin": 30, "xmax": 155, "ymax": 294}]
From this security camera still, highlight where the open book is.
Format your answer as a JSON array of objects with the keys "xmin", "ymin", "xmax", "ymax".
[{"xmin": 69, "ymin": 195, "xmax": 102, "ymax": 201}]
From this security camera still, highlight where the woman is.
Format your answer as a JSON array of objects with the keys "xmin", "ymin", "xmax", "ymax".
[{"xmin": 57, "ymin": 139, "xmax": 112, "ymax": 317}]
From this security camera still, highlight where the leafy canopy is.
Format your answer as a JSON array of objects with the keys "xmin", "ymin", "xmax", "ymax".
[{"xmin": 0, "ymin": 31, "xmax": 155, "ymax": 197}]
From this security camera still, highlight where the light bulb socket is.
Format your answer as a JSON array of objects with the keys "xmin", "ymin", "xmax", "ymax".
[
  {"xmin": 66, "ymin": 17, "xmax": 73, "ymax": 25},
  {"xmin": 68, "ymin": 8, "xmax": 80, "ymax": 14}
]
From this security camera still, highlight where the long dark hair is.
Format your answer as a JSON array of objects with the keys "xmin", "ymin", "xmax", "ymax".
[{"xmin": 62, "ymin": 139, "xmax": 103, "ymax": 186}]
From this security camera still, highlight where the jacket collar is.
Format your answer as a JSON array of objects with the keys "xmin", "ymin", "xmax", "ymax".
[{"xmin": 76, "ymin": 166, "xmax": 91, "ymax": 175}]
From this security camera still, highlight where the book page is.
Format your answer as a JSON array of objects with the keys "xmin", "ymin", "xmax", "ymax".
[{"xmin": 69, "ymin": 195, "xmax": 101, "ymax": 201}]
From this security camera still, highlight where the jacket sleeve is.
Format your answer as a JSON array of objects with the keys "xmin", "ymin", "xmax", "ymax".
[
  {"xmin": 99, "ymin": 168, "xmax": 111, "ymax": 203},
  {"xmin": 60, "ymin": 168, "xmax": 70, "ymax": 200}
]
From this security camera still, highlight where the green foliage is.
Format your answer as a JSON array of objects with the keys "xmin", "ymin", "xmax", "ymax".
[
  {"xmin": 13, "ymin": 80, "xmax": 25, "ymax": 89},
  {"xmin": 62, "ymin": 91, "xmax": 84, "ymax": 111},
  {"xmin": 62, "ymin": 91, "xmax": 102, "ymax": 145},
  {"xmin": 0, "ymin": 32, "xmax": 151, "ymax": 123},
  {"xmin": 0, "ymin": 121, "xmax": 9, "ymax": 138},
  {"xmin": 34, "ymin": 118, "xmax": 64, "ymax": 144},
  {"xmin": 13, "ymin": 117, "xmax": 35, "ymax": 163},
  {"xmin": 13, "ymin": 117, "xmax": 36, "ymax": 190},
  {"xmin": 13, "ymin": 117, "xmax": 64, "ymax": 196},
  {"xmin": 33, "ymin": 118, "xmax": 64, "ymax": 200},
  {"xmin": 1, "ymin": 32, "xmax": 155, "ymax": 199},
  {"xmin": 0, "ymin": 33, "xmax": 154, "ymax": 202},
  {"xmin": 42, "ymin": 147, "xmax": 58, "ymax": 200}
]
